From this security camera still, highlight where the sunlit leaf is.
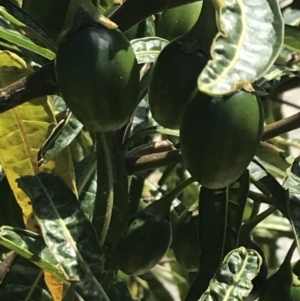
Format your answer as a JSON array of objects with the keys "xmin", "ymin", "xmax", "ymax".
[
  {"xmin": 0, "ymin": 226, "xmax": 67, "ymax": 283},
  {"xmin": 199, "ymin": 247, "xmax": 262, "ymax": 301},
  {"xmin": 198, "ymin": 0, "xmax": 284, "ymax": 96},
  {"xmin": 131, "ymin": 37, "xmax": 169, "ymax": 64},
  {"xmin": 0, "ymin": 0, "xmax": 57, "ymax": 50},
  {"xmin": 0, "ymin": 51, "xmax": 77, "ymax": 231},
  {"xmin": 38, "ymin": 111, "xmax": 83, "ymax": 165}
]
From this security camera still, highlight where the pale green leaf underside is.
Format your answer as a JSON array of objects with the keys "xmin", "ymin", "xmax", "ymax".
[
  {"xmin": 199, "ymin": 247, "xmax": 262, "ymax": 301},
  {"xmin": 198, "ymin": 0, "xmax": 284, "ymax": 96},
  {"xmin": 131, "ymin": 37, "xmax": 169, "ymax": 64}
]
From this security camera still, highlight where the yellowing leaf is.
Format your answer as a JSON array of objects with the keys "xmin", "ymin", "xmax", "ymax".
[{"xmin": 0, "ymin": 51, "xmax": 77, "ymax": 231}]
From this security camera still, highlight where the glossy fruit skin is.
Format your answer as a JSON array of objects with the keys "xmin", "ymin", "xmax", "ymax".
[
  {"xmin": 116, "ymin": 214, "xmax": 172, "ymax": 275},
  {"xmin": 148, "ymin": 39, "xmax": 208, "ymax": 129},
  {"xmin": 55, "ymin": 25, "xmax": 140, "ymax": 132},
  {"xmin": 172, "ymin": 209, "xmax": 200, "ymax": 272},
  {"xmin": 22, "ymin": 0, "xmax": 69, "ymax": 39},
  {"xmin": 157, "ymin": 2, "xmax": 203, "ymax": 41},
  {"xmin": 180, "ymin": 90, "xmax": 264, "ymax": 189}
]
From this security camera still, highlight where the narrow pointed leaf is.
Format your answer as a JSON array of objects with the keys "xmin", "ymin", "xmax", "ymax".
[
  {"xmin": 283, "ymin": 157, "xmax": 300, "ymax": 253},
  {"xmin": 0, "ymin": 226, "xmax": 67, "ymax": 283},
  {"xmin": 199, "ymin": 247, "xmax": 262, "ymax": 301},
  {"xmin": 248, "ymin": 159, "xmax": 288, "ymax": 217},
  {"xmin": 198, "ymin": 0, "xmax": 284, "ymax": 96},
  {"xmin": 75, "ymin": 152, "xmax": 97, "ymax": 219},
  {"xmin": 0, "ymin": 0, "xmax": 57, "ymax": 50},
  {"xmin": 93, "ymin": 132, "xmax": 128, "ymax": 245},
  {"xmin": 38, "ymin": 112, "xmax": 83, "ymax": 165},
  {"xmin": 186, "ymin": 171, "xmax": 249, "ymax": 301},
  {"xmin": 0, "ymin": 255, "xmax": 51, "ymax": 300}
]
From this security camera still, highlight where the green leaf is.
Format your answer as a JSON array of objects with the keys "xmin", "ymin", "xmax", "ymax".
[
  {"xmin": 0, "ymin": 255, "xmax": 52, "ymax": 301},
  {"xmin": 92, "ymin": 132, "xmax": 128, "ymax": 245},
  {"xmin": 0, "ymin": 0, "xmax": 57, "ymax": 50},
  {"xmin": 0, "ymin": 177, "xmax": 24, "ymax": 228},
  {"xmin": 17, "ymin": 173, "xmax": 113, "ymax": 299},
  {"xmin": 248, "ymin": 159, "xmax": 289, "ymax": 217},
  {"xmin": 131, "ymin": 37, "xmax": 169, "ymax": 64},
  {"xmin": 0, "ymin": 7, "xmax": 55, "ymax": 59},
  {"xmin": 75, "ymin": 152, "xmax": 97, "ymax": 220},
  {"xmin": 255, "ymin": 142, "xmax": 290, "ymax": 174},
  {"xmin": 199, "ymin": 247, "xmax": 262, "ymax": 301},
  {"xmin": 198, "ymin": 0, "xmax": 284, "ymax": 96},
  {"xmin": 259, "ymin": 241, "xmax": 296, "ymax": 301},
  {"xmin": 283, "ymin": 157, "xmax": 300, "ymax": 253},
  {"xmin": 186, "ymin": 171, "xmax": 250, "ymax": 301},
  {"xmin": 38, "ymin": 112, "xmax": 83, "ymax": 165},
  {"xmin": 284, "ymin": 25, "xmax": 300, "ymax": 54},
  {"xmin": 0, "ymin": 226, "xmax": 67, "ymax": 284}
]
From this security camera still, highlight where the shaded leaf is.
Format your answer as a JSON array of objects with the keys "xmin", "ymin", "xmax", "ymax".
[
  {"xmin": 93, "ymin": 132, "xmax": 128, "ymax": 245},
  {"xmin": 131, "ymin": 37, "xmax": 169, "ymax": 64},
  {"xmin": 199, "ymin": 247, "xmax": 262, "ymax": 301},
  {"xmin": 0, "ymin": 226, "xmax": 66, "ymax": 283},
  {"xmin": 284, "ymin": 25, "xmax": 300, "ymax": 54},
  {"xmin": 198, "ymin": 0, "xmax": 284, "ymax": 96},
  {"xmin": 186, "ymin": 171, "xmax": 250, "ymax": 301},
  {"xmin": 248, "ymin": 159, "xmax": 288, "ymax": 217},
  {"xmin": 75, "ymin": 152, "xmax": 97, "ymax": 220},
  {"xmin": 283, "ymin": 157, "xmax": 300, "ymax": 254},
  {"xmin": 0, "ymin": 255, "xmax": 51, "ymax": 300}
]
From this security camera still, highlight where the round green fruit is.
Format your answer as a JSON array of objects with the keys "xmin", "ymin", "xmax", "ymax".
[
  {"xmin": 180, "ymin": 90, "xmax": 264, "ymax": 189},
  {"xmin": 22, "ymin": 0, "xmax": 70, "ymax": 39},
  {"xmin": 148, "ymin": 39, "xmax": 208, "ymax": 129},
  {"xmin": 157, "ymin": 2, "xmax": 203, "ymax": 41},
  {"xmin": 115, "ymin": 201, "xmax": 172, "ymax": 275},
  {"xmin": 172, "ymin": 209, "xmax": 200, "ymax": 272},
  {"xmin": 55, "ymin": 25, "xmax": 140, "ymax": 132}
]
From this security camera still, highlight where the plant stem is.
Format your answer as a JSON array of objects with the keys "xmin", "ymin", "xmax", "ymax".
[
  {"xmin": 95, "ymin": 132, "xmax": 114, "ymax": 246},
  {"xmin": 0, "ymin": 61, "xmax": 58, "ymax": 113}
]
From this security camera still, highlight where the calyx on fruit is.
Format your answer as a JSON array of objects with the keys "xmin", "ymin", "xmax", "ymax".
[
  {"xmin": 180, "ymin": 90, "xmax": 264, "ymax": 189},
  {"xmin": 55, "ymin": 24, "xmax": 140, "ymax": 132}
]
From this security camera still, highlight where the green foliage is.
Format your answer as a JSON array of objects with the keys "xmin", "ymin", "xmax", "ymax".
[{"xmin": 0, "ymin": 0, "xmax": 300, "ymax": 300}]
